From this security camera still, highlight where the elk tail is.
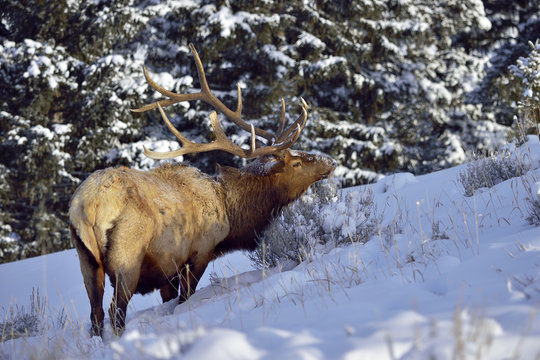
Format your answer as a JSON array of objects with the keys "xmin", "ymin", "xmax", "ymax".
[{"xmin": 70, "ymin": 223, "xmax": 103, "ymax": 268}]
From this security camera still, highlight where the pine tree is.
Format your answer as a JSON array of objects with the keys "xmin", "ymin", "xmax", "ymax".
[{"xmin": 0, "ymin": 0, "xmax": 533, "ymax": 262}]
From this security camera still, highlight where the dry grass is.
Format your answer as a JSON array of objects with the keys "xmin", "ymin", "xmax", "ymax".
[
  {"xmin": 249, "ymin": 180, "xmax": 383, "ymax": 270},
  {"xmin": 457, "ymin": 151, "xmax": 528, "ymax": 197}
]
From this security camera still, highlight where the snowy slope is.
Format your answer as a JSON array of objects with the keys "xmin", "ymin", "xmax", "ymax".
[{"xmin": 1, "ymin": 138, "xmax": 540, "ymax": 359}]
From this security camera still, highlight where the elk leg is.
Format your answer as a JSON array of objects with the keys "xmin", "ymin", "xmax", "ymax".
[
  {"xmin": 88, "ymin": 266, "xmax": 105, "ymax": 337},
  {"xmin": 178, "ymin": 252, "xmax": 211, "ymax": 303},
  {"xmin": 106, "ymin": 235, "xmax": 146, "ymax": 335},
  {"xmin": 108, "ymin": 268, "xmax": 140, "ymax": 336},
  {"xmin": 70, "ymin": 225, "xmax": 105, "ymax": 337},
  {"xmin": 159, "ymin": 276, "xmax": 180, "ymax": 303}
]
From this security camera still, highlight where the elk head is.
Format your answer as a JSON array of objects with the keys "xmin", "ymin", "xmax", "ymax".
[{"xmin": 245, "ymin": 150, "xmax": 336, "ymax": 202}]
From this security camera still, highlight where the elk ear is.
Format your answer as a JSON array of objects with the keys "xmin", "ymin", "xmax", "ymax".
[
  {"xmin": 272, "ymin": 149, "xmax": 290, "ymax": 162},
  {"xmin": 266, "ymin": 159, "xmax": 286, "ymax": 175},
  {"xmin": 283, "ymin": 150, "xmax": 293, "ymax": 163},
  {"xmin": 217, "ymin": 164, "xmax": 239, "ymax": 178},
  {"xmin": 216, "ymin": 163, "xmax": 228, "ymax": 175}
]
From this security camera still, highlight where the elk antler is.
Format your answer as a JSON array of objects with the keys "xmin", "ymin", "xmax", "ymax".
[{"xmin": 132, "ymin": 43, "xmax": 308, "ymax": 159}]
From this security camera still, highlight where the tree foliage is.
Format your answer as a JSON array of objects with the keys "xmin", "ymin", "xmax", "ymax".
[{"xmin": 0, "ymin": 0, "xmax": 538, "ymax": 262}]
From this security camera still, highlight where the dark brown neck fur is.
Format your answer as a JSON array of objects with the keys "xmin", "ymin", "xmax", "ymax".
[{"xmin": 214, "ymin": 167, "xmax": 290, "ymax": 256}]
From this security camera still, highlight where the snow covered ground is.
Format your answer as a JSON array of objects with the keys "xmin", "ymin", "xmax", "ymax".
[{"xmin": 1, "ymin": 137, "xmax": 540, "ymax": 359}]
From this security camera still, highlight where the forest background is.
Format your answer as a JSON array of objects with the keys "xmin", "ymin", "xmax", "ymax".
[{"xmin": 0, "ymin": 0, "xmax": 539, "ymax": 263}]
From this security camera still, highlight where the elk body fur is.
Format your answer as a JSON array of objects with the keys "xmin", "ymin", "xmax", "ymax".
[
  {"xmin": 69, "ymin": 43, "xmax": 336, "ymax": 337},
  {"xmin": 70, "ymin": 151, "xmax": 335, "ymax": 336}
]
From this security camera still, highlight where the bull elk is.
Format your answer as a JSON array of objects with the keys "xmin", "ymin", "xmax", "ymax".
[{"xmin": 69, "ymin": 43, "xmax": 336, "ymax": 337}]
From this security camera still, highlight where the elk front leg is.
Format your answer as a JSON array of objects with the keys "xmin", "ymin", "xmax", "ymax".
[
  {"xmin": 179, "ymin": 252, "xmax": 211, "ymax": 303},
  {"xmin": 160, "ymin": 276, "xmax": 180, "ymax": 303}
]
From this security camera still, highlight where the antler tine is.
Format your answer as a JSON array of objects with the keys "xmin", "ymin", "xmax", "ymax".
[
  {"xmin": 277, "ymin": 98, "xmax": 286, "ymax": 140},
  {"xmin": 131, "ymin": 66, "xmax": 204, "ymax": 113},
  {"xmin": 275, "ymin": 98, "xmax": 308, "ymax": 143},
  {"xmin": 188, "ymin": 43, "xmax": 276, "ymax": 139},
  {"xmin": 143, "ymin": 103, "xmax": 203, "ymax": 159},
  {"xmin": 143, "ymin": 104, "xmax": 246, "ymax": 159}
]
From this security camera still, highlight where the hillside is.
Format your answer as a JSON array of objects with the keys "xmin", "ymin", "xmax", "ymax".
[{"xmin": 1, "ymin": 137, "xmax": 539, "ymax": 359}]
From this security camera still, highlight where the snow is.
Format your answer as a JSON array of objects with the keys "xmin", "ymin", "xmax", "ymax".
[
  {"xmin": 30, "ymin": 124, "xmax": 55, "ymax": 140},
  {"xmin": 532, "ymin": 182, "xmax": 540, "ymax": 200},
  {"xmin": 296, "ymin": 32, "xmax": 326, "ymax": 51},
  {"xmin": 1, "ymin": 139, "xmax": 540, "ymax": 359},
  {"xmin": 208, "ymin": 6, "xmax": 280, "ymax": 39},
  {"xmin": 310, "ymin": 56, "xmax": 346, "ymax": 71},
  {"xmin": 377, "ymin": 172, "xmax": 418, "ymax": 193},
  {"xmin": 53, "ymin": 124, "xmax": 72, "ymax": 136},
  {"xmin": 262, "ymin": 44, "xmax": 295, "ymax": 76}
]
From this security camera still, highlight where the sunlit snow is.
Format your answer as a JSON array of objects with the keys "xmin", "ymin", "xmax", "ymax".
[{"xmin": 1, "ymin": 138, "xmax": 539, "ymax": 359}]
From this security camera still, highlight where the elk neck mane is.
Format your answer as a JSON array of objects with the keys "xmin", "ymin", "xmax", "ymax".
[{"xmin": 214, "ymin": 164, "xmax": 291, "ymax": 255}]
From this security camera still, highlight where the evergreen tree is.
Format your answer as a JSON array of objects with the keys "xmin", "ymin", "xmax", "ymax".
[
  {"xmin": 468, "ymin": 0, "xmax": 540, "ymax": 126},
  {"xmin": 0, "ymin": 0, "xmax": 534, "ymax": 262}
]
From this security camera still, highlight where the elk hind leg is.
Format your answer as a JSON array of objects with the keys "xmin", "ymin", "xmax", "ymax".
[
  {"xmin": 105, "ymin": 229, "xmax": 147, "ymax": 336},
  {"xmin": 108, "ymin": 270, "xmax": 140, "ymax": 336},
  {"xmin": 71, "ymin": 225, "xmax": 105, "ymax": 337}
]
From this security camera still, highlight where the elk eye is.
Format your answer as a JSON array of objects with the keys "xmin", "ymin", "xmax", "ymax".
[{"xmin": 293, "ymin": 161, "xmax": 302, "ymax": 168}]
